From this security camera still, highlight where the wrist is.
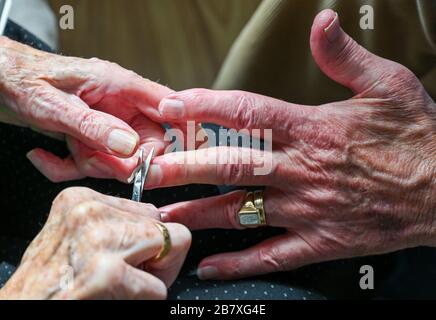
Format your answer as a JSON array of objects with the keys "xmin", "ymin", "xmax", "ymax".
[{"xmin": 0, "ymin": 238, "xmax": 71, "ymax": 299}]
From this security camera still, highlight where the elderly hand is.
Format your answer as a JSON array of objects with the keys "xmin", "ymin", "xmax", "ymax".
[
  {"xmin": 146, "ymin": 10, "xmax": 436, "ymax": 280},
  {"xmin": 0, "ymin": 36, "xmax": 171, "ymax": 182},
  {"xmin": 0, "ymin": 187, "xmax": 191, "ymax": 299}
]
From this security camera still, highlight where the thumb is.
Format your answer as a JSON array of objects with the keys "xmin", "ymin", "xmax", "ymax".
[{"xmin": 310, "ymin": 9, "xmax": 401, "ymax": 96}]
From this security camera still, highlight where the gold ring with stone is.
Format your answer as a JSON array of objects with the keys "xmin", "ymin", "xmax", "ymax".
[
  {"xmin": 153, "ymin": 222, "xmax": 172, "ymax": 261},
  {"xmin": 237, "ymin": 190, "xmax": 267, "ymax": 228}
]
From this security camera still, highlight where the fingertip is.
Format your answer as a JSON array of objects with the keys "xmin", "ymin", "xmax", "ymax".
[
  {"xmin": 26, "ymin": 148, "xmax": 85, "ymax": 182},
  {"xmin": 26, "ymin": 148, "xmax": 42, "ymax": 168},
  {"xmin": 197, "ymin": 255, "xmax": 239, "ymax": 280},
  {"xmin": 197, "ymin": 265, "xmax": 220, "ymax": 280},
  {"xmin": 159, "ymin": 211, "xmax": 170, "ymax": 222},
  {"xmin": 158, "ymin": 98, "xmax": 185, "ymax": 120},
  {"xmin": 107, "ymin": 129, "xmax": 139, "ymax": 157},
  {"xmin": 311, "ymin": 9, "xmax": 340, "ymax": 46},
  {"xmin": 26, "ymin": 149, "xmax": 37, "ymax": 161},
  {"xmin": 313, "ymin": 9, "xmax": 338, "ymax": 31}
]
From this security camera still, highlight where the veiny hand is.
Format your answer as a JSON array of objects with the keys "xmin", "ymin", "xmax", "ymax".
[
  {"xmin": 145, "ymin": 10, "xmax": 436, "ymax": 280},
  {"xmin": 0, "ymin": 36, "xmax": 171, "ymax": 182},
  {"xmin": 0, "ymin": 187, "xmax": 191, "ymax": 299}
]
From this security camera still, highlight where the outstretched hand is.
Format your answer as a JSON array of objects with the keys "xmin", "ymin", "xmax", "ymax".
[{"xmin": 147, "ymin": 10, "xmax": 436, "ymax": 280}]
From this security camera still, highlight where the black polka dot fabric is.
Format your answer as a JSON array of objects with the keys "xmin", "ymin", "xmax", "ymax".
[{"xmin": 0, "ymin": 262, "xmax": 15, "ymax": 288}]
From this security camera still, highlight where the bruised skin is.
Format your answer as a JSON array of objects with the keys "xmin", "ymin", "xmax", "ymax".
[
  {"xmin": 152, "ymin": 10, "xmax": 436, "ymax": 280},
  {"xmin": 0, "ymin": 188, "xmax": 191, "ymax": 300},
  {"xmin": 0, "ymin": 36, "xmax": 171, "ymax": 182}
]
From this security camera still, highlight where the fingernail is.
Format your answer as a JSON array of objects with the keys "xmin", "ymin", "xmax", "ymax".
[
  {"xmin": 26, "ymin": 150, "xmax": 35, "ymax": 160},
  {"xmin": 144, "ymin": 164, "xmax": 163, "ymax": 188},
  {"xmin": 159, "ymin": 98, "xmax": 185, "ymax": 120},
  {"xmin": 26, "ymin": 150, "xmax": 40, "ymax": 166},
  {"xmin": 197, "ymin": 266, "xmax": 219, "ymax": 280},
  {"xmin": 160, "ymin": 211, "xmax": 169, "ymax": 222},
  {"xmin": 324, "ymin": 12, "xmax": 340, "ymax": 43},
  {"xmin": 88, "ymin": 157, "xmax": 113, "ymax": 176},
  {"xmin": 107, "ymin": 129, "xmax": 138, "ymax": 156}
]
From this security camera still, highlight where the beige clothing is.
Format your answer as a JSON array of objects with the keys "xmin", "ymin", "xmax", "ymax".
[{"xmin": 215, "ymin": 0, "xmax": 436, "ymax": 104}]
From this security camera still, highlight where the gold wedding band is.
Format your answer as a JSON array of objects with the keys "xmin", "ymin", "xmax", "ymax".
[
  {"xmin": 237, "ymin": 190, "xmax": 267, "ymax": 228},
  {"xmin": 153, "ymin": 222, "xmax": 172, "ymax": 261}
]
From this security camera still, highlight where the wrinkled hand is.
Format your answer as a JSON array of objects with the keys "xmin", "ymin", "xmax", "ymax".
[
  {"xmin": 0, "ymin": 36, "xmax": 170, "ymax": 182},
  {"xmin": 147, "ymin": 10, "xmax": 436, "ymax": 280},
  {"xmin": 0, "ymin": 188, "xmax": 191, "ymax": 299}
]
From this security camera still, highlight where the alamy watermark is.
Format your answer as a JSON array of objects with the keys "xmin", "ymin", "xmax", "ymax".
[
  {"xmin": 162, "ymin": 121, "xmax": 273, "ymax": 176},
  {"xmin": 359, "ymin": 265, "xmax": 374, "ymax": 290},
  {"xmin": 59, "ymin": 5, "xmax": 74, "ymax": 30},
  {"xmin": 360, "ymin": 5, "xmax": 374, "ymax": 30}
]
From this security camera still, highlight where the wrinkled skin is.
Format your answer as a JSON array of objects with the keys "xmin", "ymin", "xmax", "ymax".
[
  {"xmin": 0, "ymin": 187, "xmax": 191, "ymax": 300},
  {"xmin": 0, "ymin": 36, "xmax": 171, "ymax": 182},
  {"xmin": 145, "ymin": 10, "xmax": 436, "ymax": 280}
]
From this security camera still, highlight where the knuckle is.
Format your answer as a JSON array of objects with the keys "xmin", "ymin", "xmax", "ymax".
[
  {"xmin": 94, "ymin": 254, "xmax": 124, "ymax": 288},
  {"xmin": 77, "ymin": 110, "xmax": 103, "ymax": 141},
  {"xmin": 175, "ymin": 224, "xmax": 192, "ymax": 248},
  {"xmin": 188, "ymin": 88, "xmax": 212, "ymax": 97},
  {"xmin": 68, "ymin": 200, "xmax": 103, "ymax": 224},
  {"xmin": 85, "ymin": 226, "xmax": 112, "ymax": 246},
  {"xmin": 142, "ymin": 203, "xmax": 158, "ymax": 212},
  {"xmin": 384, "ymin": 62, "xmax": 422, "ymax": 98},
  {"xmin": 221, "ymin": 163, "xmax": 253, "ymax": 185},
  {"xmin": 233, "ymin": 92, "xmax": 256, "ymax": 129},
  {"xmin": 89, "ymin": 57, "xmax": 123, "ymax": 80},
  {"xmin": 54, "ymin": 187, "xmax": 92, "ymax": 204},
  {"xmin": 89, "ymin": 57, "xmax": 105, "ymax": 64},
  {"xmin": 333, "ymin": 36, "xmax": 358, "ymax": 68},
  {"xmin": 88, "ymin": 58, "xmax": 113, "ymax": 78},
  {"xmin": 186, "ymin": 88, "xmax": 213, "ymax": 106},
  {"xmin": 257, "ymin": 247, "xmax": 284, "ymax": 272},
  {"xmin": 90, "ymin": 57, "xmax": 112, "ymax": 70},
  {"xmin": 167, "ymin": 223, "xmax": 192, "ymax": 251},
  {"xmin": 224, "ymin": 198, "xmax": 243, "ymax": 229},
  {"xmin": 50, "ymin": 187, "xmax": 96, "ymax": 220}
]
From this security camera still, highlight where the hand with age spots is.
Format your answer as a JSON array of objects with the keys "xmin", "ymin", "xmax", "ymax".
[
  {"xmin": 0, "ymin": 36, "xmax": 171, "ymax": 182},
  {"xmin": 0, "ymin": 187, "xmax": 191, "ymax": 300},
  {"xmin": 145, "ymin": 10, "xmax": 436, "ymax": 280}
]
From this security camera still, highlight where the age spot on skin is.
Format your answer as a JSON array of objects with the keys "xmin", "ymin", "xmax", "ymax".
[{"xmin": 70, "ymin": 201, "xmax": 101, "ymax": 223}]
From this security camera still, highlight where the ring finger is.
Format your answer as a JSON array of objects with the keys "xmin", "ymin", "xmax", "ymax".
[{"xmin": 159, "ymin": 188, "xmax": 289, "ymax": 230}]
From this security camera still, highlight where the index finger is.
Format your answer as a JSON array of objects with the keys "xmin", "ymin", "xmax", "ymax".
[{"xmin": 158, "ymin": 89, "xmax": 318, "ymax": 144}]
